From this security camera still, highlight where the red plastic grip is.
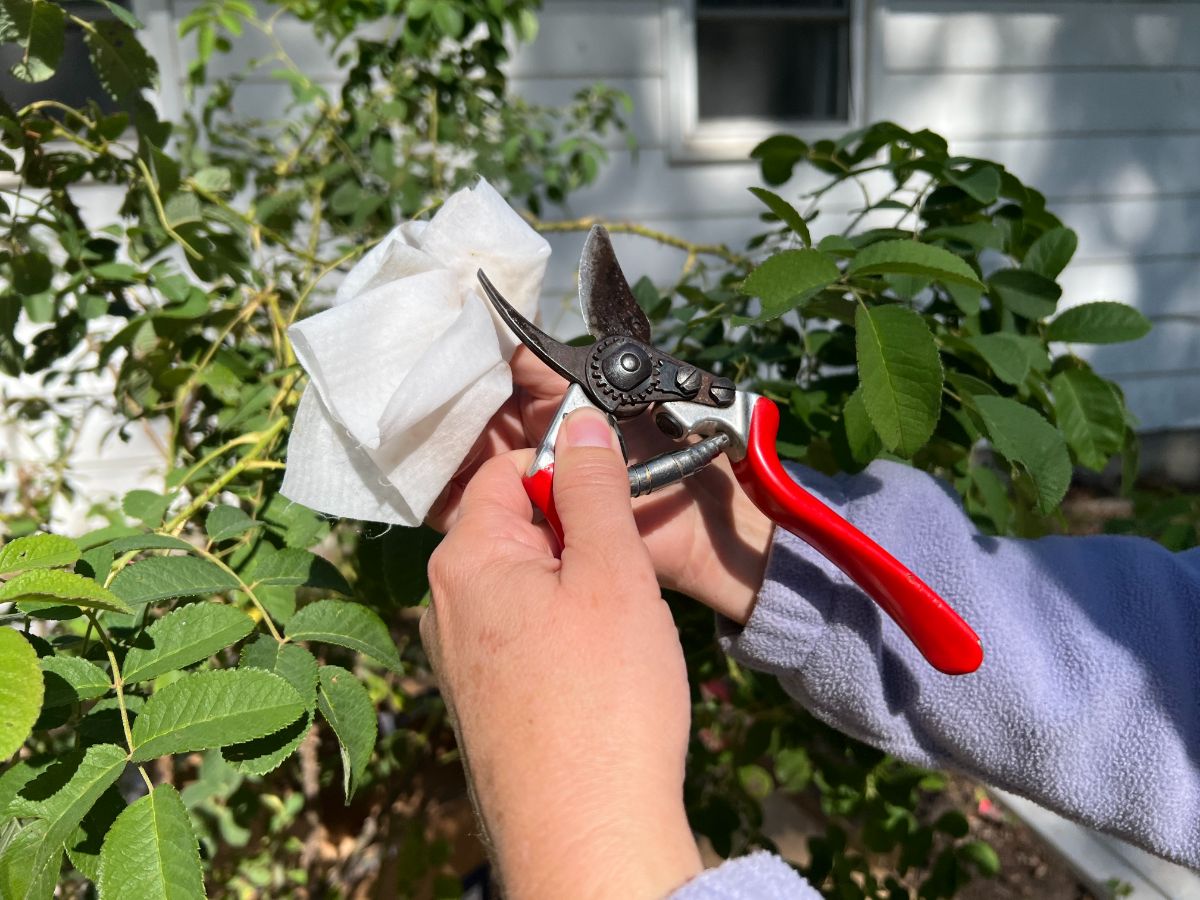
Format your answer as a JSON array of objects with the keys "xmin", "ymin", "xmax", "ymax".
[
  {"xmin": 732, "ymin": 397, "xmax": 983, "ymax": 675},
  {"xmin": 523, "ymin": 465, "xmax": 565, "ymax": 553}
]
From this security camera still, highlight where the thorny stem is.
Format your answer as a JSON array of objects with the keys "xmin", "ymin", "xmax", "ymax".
[
  {"xmin": 527, "ymin": 215, "xmax": 748, "ymax": 266},
  {"xmin": 133, "ymin": 158, "xmax": 203, "ymax": 260}
]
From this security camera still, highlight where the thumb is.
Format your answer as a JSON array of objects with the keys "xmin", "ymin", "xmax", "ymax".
[{"xmin": 552, "ymin": 407, "xmax": 647, "ymax": 577}]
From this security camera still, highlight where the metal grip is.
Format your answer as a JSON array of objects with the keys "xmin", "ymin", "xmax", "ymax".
[{"xmin": 627, "ymin": 434, "xmax": 730, "ymax": 498}]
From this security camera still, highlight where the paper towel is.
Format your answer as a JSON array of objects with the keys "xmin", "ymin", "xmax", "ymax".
[{"xmin": 281, "ymin": 178, "xmax": 551, "ymax": 525}]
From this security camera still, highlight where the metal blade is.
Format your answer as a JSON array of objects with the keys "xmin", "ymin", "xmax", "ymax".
[
  {"xmin": 578, "ymin": 225, "xmax": 652, "ymax": 342},
  {"xmin": 476, "ymin": 270, "xmax": 589, "ymax": 385}
]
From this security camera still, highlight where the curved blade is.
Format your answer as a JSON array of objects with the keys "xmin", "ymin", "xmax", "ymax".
[
  {"xmin": 477, "ymin": 270, "xmax": 589, "ymax": 385},
  {"xmin": 578, "ymin": 225, "xmax": 652, "ymax": 342}
]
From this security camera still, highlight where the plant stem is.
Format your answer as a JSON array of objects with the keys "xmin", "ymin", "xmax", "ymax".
[
  {"xmin": 86, "ymin": 611, "xmax": 154, "ymax": 789},
  {"xmin": 194, "ymin": 546, "xmax": 284, "ymax": 642},
  {"xmin": 527, "ymin": 215, "xmax": 747, "ymax": 266}
]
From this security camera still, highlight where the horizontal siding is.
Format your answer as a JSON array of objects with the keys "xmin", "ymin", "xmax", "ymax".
[
  {"xmin": 873, "ymin": 71, "xmax": 1200, "ymax": 138},
  {"xmin": 881, "ymin": 5, "xmax": 1200, "ymax": 71}
]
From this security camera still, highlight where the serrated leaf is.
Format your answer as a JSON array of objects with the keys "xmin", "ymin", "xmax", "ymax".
[
  {"xmin": 848, "ymin": 239, "xmax": 982, "ymax": 289},
  {"xmin": 221, "ymin": 712, "xmax": 310, "ymax": 777},
  {"xmin": 286, "ymin": 600, "xmax": 402, "ymax": 673},
  {"xmin": 130, "ymin": 669, "xmax": 304, "ymax": 761},
  {"xmin": 946, "ymin": 283, "xmax": 981, "ymax": 315},
  {"xmin": 110, "ymin": 556, "xmax": 239, "ymax": 608},
  {"xmin": 0, "ymin": 570, "xmax": 131, "ymax": 614},
  {"xmin": 122, "ymin": 490, "xmax": 172, "ymax": 527},
  {"xmin": 974, "ymin": 396, "xmax": 1072, "ymax": 514},
  {"xmin": 1046, "ymin": 301, "xmax": 1151, "ymax": 345},
  {"xmin": 1, "ymin": 0, "xmax": 65, "ymax": 82},
  {"xmin": 205, "ymin": 506, "xmax": 258, "ymax": 543},
  {"xmin": 842, "ymin": 387, "xmax": 881, "ymax": 465},
  {"xmin": 0, "ymin": 821, "xmax": 59, "ymax": 900},
  {"xmin": 924, "ymin": 222, "xmax": 1004, "ymax": 251},
  {"xmin": 98, "ymin": 784, "xmax": 205, "ymax": 900},
  {"xmin": 191, "ymin": 166, "xmax": 231, "ymax": 193},
  {"xmin": 748, "ymin": 187, "xmax": 811, "ymax": 246},
  {"xmin": 1023, "ymin": 227, "xmax": 1077, "ymax": 279},
  {"xmin": 739, "ymin": 249, "xmax": 839, "ymax": 321},
  {"xmin": 987, "ymin": 269, "xmax": 1061, "ymax": 320},
  {"xmin": 93, "ymin": 0, "xmax": 143, "ymax": 29},
  {"xmin": 41, "ymin": 656, "xmax": 110, "ymax": 707},
  {"xmin": 239, "ymin": 637, "xmax": 317, "ymax": 707},
  {"xmin": 855, "ymin": 304, "xmax": 943, "ymax": 457},
  {"xmin": 247, "ymin": 548, "xmax": 350, "ymax": 595},
  {"xmin": 7, "ymin": 743, "xmax": 127, "ymax": 874},
  {"xmin": 122, "ymin": 603, "xmax": 255, "ymax": 684},
  {"xmin": 1052, "ymin": 369, "xmax": 1126, "ymax": 471},
  {"xmin": 0, "ymin": 630, "xmax": 42, "ymax": 759},
  {"xmin": 65, "ymin": 784, "xmax": 123, "ymax": 883},
  {"xmin": 82, "ymin": 18, "xmax": 157, "ymax": 102},
  {"xmin": 79, "ymin": 534, "xmax": 192, "ymax": 581},
  {"xmin": 0, "ymin": 533, "xmax": 79, "ymax": 573},
  {"xmin": 317, "ymin": 666, "xmax": 376, "ymax": 802},
  {"xmin": 966, "ymin": 333, "xmax": 1030, "ymax": 386}
]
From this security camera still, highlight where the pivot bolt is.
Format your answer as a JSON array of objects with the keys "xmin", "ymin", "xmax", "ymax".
[{"xmin": 675, "ymin": 365, "xmax": 701, "ymax": 396}]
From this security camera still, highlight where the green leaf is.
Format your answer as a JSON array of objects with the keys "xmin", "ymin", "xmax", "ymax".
[
  {"xmin": 842, "ymin": 387, "xmax": 881, "ymax": 465},
  {"xmin": 0, "ymin": 0, "xmax": 65, "ymax": 82},
  {"xmin": 1046, "ymin": 301, "xmax": 1151, "ymax": 345},
  {"xmin": 247, "ymin": 547, "xmax": 350, "ymax": 595},
  {"xmin": 1023, "ymin": 227, "xmax": 1077, "ymax": 279},
  {"xmin": 750, "ymin": 134, "xmax": 807, "ymax": 185},
  {"xmin": 739, "ymin": 249, "xmax": 839, "ymax": 321},
  {"xmin": 946, "ymin": 166, "xmax": 1000, "ymax": 204},
  {"xmin": 848, "ymin": 239, "xmax": 983, "ymax": 289},
  {"xmin": 7, "ymin": 743, "xmax": 127, "ymax": 873},
  {"xmin": 110, "ymin": 556, "xmax": 240, "ymax": 608},
  {"xmin": 748, "ymin": 187, "xmax": 811, "ymax": 246},
  {"xmin": 130, "ymin": 669, "xmax": 305, "ymax": 762},
  {"xmin": 934, "ymin": 810, "xmax": 970, "ymax": 838},
  {"xmin": 205, "ymin": 505, "xmax": 259, "ymax": 543},
  {"xmin": 98, "ymin": 785, "xmax": 205, "ymax": 900},
  {"xmin": 317, "ymin": 666, "xmax": 377, "ymax": 802},
  {"xmin": 93, "ymin": 0, "xmax": 143, "ymax": 29},
  {"xmin": 0, "ymin": 821, "xmax": 60, "ymax": 900},
  {"xmin": 1052, "ymin": 369, "xmax": 1126, "ymax": 471},
  {"xmin": 82, "ymin": 18, "xmax": 158, "ymax": 102},
  {"xmin": 191, "ymin": 166, "xmax": 231, "ymax": 193},
  {"xmin": 65, "ymin": 784, "xmax": 123, "ymax": 883},
  {"xmin": 431, "ymin": 1, "xmax": 463, "ymax": 37},
  {"xmin": 286, "ymin": 600, "xmax": 403, "ymax": 673},
  {"xmin": 239, "ymin": 637, "xmax": 318, "ymax": 708},
  {"xmin": 924, "ymin": 222, "xmax": 1004, "ymax": 251},
  {"xmin": 958, "ymin": 840, "xmax": 1001, "ymax": 877},
  {"xmin": 966, "ymin": 333, "xmax": 1030, "ymax": 386},
  {"xmin": 0, "ymin": 533, "xmax": 79, "ymax": 573},
  {"xmin": 946, "ymin": 283, "xmax": 982, "ymax": 315},
  {"xmin": 122, "ymin": 603, "xmax": 256, "ymax": 684},
  {"xmin": 974, "ymin": 396, "xmax": 1072, "ymax": 514},
  {"xmin": 855, "ymin": 304, "xmax": 943, "ymax": 457},
  {"xmin": 0, "ymin": 630, "xmax": 42, "ymax": 759},
  {"xmin": 41, "ymin": 656, "xmax": 110, "ymax": 707},
  {"xmin": 0, "ymin": 570, "xmax": 131, "ymax": 614},
  {"xmin": 221, "ymin": 712, "xmax": 310, "ymax": 777},
  {"xmin": 122, "ymin": 490, "xmax": 172, "ymax": 527},
  {"xmin": 79, "ymin": 534, "xmax": 192, "ymax": 581},
  {"xmin": 987, "ymin": 269, "xmax": 1061, "ymax": 320}
]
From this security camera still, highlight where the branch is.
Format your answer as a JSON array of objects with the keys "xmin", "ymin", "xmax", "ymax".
[{"xmin": 525, "ymin": 215, "xmax": 748, "ymax": 266}]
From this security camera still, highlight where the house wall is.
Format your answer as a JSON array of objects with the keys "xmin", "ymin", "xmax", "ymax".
[{"xmin": 7, "ymin": 0, "xmax": 1199, "ymax": 524}]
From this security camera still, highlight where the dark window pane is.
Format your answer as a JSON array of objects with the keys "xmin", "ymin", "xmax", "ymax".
[
  {"xmin": 0, "ymin": 1, "xmax": 130, "ymax": 113},
  {"xmin": 697, "ymin": 20, "xmax": 849, "ymax": 121},
  {"xmin": 698, "ymin": 1, "xmax": 846, "ymax": 10}
]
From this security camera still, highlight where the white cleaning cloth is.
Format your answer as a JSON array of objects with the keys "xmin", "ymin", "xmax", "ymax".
[{"xmin": 280, "ymin": 178, "xmax": 551, "ymax": 525}]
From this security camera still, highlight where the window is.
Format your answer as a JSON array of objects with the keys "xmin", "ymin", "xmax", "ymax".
[
  {"xmin": 0, "ymin": 1, "xmax": 134, "ymax": 114},
  {"xmin": 665, "ymin": 0, "xmax": 863, "ymax": 161}
]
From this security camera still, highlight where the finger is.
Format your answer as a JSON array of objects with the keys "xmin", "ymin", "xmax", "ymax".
[
  {"xmin": 455, "ymin": 449, "xmax": 537, "ymax": 525},
  {"xmin": 510, "ymin": 345, "xmax": 569, "ymax": 401},
  {"xmin": 551, "ymin": 408, "xmax": 651, "ymax": 579}
]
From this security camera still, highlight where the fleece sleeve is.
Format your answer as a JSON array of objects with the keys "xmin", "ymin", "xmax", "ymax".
[
  {"xmin": 718, "ymin": 459, "xmax": 1200, "ymax": 869},
  {"xmin": 667, "ymin": 852, "xmax": 820, "ymax": 899}
]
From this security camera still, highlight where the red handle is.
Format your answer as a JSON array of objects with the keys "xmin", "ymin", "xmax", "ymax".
[
  {"xmin": 523, "ymin": 465, "xmax": 565, "ymax": 553},
  {"xmin": 732, "ymin": 397, "xmax": 983, "ymax": 675}
]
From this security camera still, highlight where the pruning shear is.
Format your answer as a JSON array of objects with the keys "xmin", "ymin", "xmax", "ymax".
[{"xmin": 477, "ymin": 226, "xmax": 983, "ymax": 676}]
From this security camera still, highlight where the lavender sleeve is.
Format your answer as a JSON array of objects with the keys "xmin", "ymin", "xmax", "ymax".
[
  {"xmin": 716, "ymin": 459, "xmax": 1200, "ymax": 869},
  {"xmin": 668, "ymin": 852, "xmax": 821, "ymax": 899}
]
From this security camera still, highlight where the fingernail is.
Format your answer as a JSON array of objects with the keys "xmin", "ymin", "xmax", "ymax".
[{"xmin": 563, "ymin": 408, "xmax": 615, "ymax": 449}]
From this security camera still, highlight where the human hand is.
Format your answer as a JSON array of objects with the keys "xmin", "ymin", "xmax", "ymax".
[
  {"xmin": 421, "ymin": 409, "xmax": 703, "ymax": 898},
  {"xmin": 427, "ymin": 348, "xmax": 775, "ymax": 623}
]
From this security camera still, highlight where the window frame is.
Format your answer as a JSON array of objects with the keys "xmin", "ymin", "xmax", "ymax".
[{"xmin": 663, "ymin": 0, "xmax": 868, "ymax": 163}]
